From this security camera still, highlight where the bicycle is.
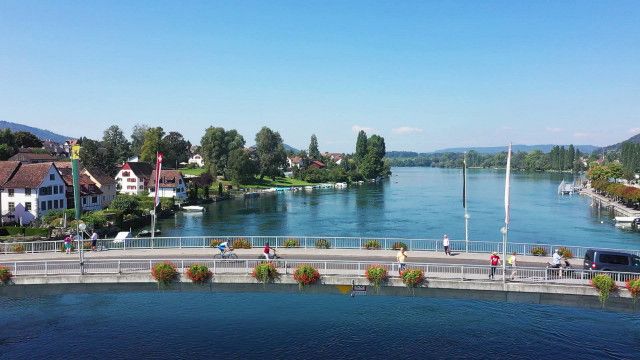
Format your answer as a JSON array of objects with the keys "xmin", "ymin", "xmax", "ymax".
[{"xmin": 213, "ymin": 248, "xmax": 238, "ymax": 259}]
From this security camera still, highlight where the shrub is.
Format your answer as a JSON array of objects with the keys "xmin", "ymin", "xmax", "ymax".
[
  {"xmin": 625, "ymin": 278, "xmax": 640, "ymax": 303},
  {"xmin": 531, "ymin": 246, "xmax": 548, "ymax": 256},
  {"xmin": 252, "ymin": 262, "xmax": 280, "ymax": 284},
  {"xmin": 364, "ymin": 240, "xmax": 381, "ymax": 250},
  {"xmin": 293, "ymin": 264, "xmax": 320, "ymax": 288},
  {"xmin": 557, "ymin": 247, "xmax": 574, "ymax": 259},
  {"xmin": 0, "ymin": 266, "xmax": 12, "ymax": 284},
  {"xmin": 186, "ymin": 264, "xmax": 212, "ymax": 284},
  {"xmin": 392, "ymin": 242, "xmax": 408, "ymax": 250},
  {"xmin": 400, "ymin": 269, "xmax": 425, "ymax": 288},
  {"xmin": 365, "ymin": 265, "xmax": 388, "ymax": 290},
  {"xmin": 151, "ymin": 261, "xmax": 179, "ymax": 285},
  {"xmin": 232, "ymin": 238, "xmax": 252, "ymax": 249},
  {"xmin": 11, "ymin": 244, "xmax": 25, "ymax": 253},
  {"xmin": 315, "ymin": 239, "xmax": 331, "ymax": 249},
  {"xmin": 83, "ymin": 241, "xmax": 92, "ymax": 250},
  {"xmin": 591, "ymin": 274, "xmax": 618, "ymax": 306},
  {"xmin": 209, "ymin": 239, "xmax": 223, "ymax": 247},
  {"xmin": 284, "ymin": 238, "xmax": 300, "ymax": 248}
]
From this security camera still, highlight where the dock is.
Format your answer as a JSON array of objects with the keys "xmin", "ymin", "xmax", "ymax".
[{"xmin": 580, "ymin": 187, "xmax": 640, "ymax": 217}]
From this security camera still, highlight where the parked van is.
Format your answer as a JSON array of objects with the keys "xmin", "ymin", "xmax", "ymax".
[{"xmin": 583, "ymin": 249, "xmax": 640, "ymax": 273}]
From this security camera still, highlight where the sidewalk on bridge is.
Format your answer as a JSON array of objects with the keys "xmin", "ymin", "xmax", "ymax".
[{"xmin": 0, "ymin": 247, "xmax": 562, "ymax": 265}]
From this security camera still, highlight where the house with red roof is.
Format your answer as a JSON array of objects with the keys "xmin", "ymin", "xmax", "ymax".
[
  {"xmin": 148, "ymin": 169, "xmax": 187, "ymax": 200},
  {"xmin": 114, "ymin": 162, "xmax": 154, "ymax": 195},
  {"xmin": 0, "ymin": 161, "xmax": 67, "ymax": 224}
]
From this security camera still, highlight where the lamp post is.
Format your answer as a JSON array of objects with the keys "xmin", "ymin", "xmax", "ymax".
[
  {"xmin": 500, "ymin": 226, "xmax": 508, "ymax": 284},
  {"xmin": 464, "ymin": 213, "xmax": 470, "ymax": 252},
  {"xmin": 78, "ymin": 222, "xmax": 86, "ymax": 275}
]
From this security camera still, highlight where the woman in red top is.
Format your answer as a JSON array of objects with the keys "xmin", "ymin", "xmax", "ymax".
[
  {"xmin": 489, "ymin": 252, "xmax": 500, "ymax": 279},
  {"xmin": 263, "ymin": 242, "xmax": 271, "ymax": 261}
]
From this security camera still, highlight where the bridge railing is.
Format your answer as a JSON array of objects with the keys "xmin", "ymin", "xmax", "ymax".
[
  {"xmin": 2, "ymin": 258, "xmax": 639, "ymax": 287},
  {"xmin": 2, "ymin": 235, "xmax": 640, "ymax": 259}
]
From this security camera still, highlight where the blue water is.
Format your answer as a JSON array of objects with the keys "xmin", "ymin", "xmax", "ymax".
[
  {"xmin": 159, "ymin": 167, "xmax": 640, "ymax": 250},
  {"xmin": 1, "ymin": 291, "xmax": 639, "ymax": 359}
]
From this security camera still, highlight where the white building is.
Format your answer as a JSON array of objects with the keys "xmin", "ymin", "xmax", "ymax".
[
  {"xmin": 148, "ymin": 169, "xmax": 187, "ymax": 200},
  {"xmin": 0, "ymin": 162, "xmax": 67, "ymax": 224},
  {"xmin": 188, "ymin": 154, "xmax": 204, "ymax": 167},
  {"xmin": 83, "ymin": 168, "xmax": 117, "ymax": 206},
  {"xmin": 115, "ymin": 162, "xmax": 154, "ymax": 195}
]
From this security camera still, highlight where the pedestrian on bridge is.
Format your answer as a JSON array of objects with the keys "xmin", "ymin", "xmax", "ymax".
[
  {"xmin": 508, "ymin": 252, "xmax": 517, "ymax": 280},
  {"xmin": 443, "ymin": 234, "xmax": 451, "ymax": 256},
  {"xmin": 397, "ymin": 246, "xmax": 407, "ymax": 274},
  {"xmin": 489, "ymin": 252, "xmax": 500, "ymax": 279}
]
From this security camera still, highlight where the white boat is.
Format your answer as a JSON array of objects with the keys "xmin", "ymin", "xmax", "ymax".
[
  {"xmin": 182, "ymin": 205, "xmax": 205, "ymax": 212},
  {"xmin": 335, "ymin": 182, "xmax": 347, "ymax": 188},
  {"xmin": 615, "ymin": 216, "xmax": 640, "ymax": 223}
]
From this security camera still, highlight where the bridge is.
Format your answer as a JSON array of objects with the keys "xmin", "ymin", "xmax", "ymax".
[{"xmin": 1, "ymin": 236, "xmax": 638, "ymax": 312}]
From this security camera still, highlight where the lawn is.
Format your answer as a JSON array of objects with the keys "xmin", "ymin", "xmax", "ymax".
[
  {"xmin": 179, "ymin": 167, "xmax": 206, "ymax": 176},
  {"xmin": 239, "ymin": 177, "xmax": 314, "ymax": 189}
]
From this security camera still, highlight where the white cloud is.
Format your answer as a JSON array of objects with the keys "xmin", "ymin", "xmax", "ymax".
[
  {"xmin": 545, "ymin": 127, "xmax": 564, "ymax": 133},
  {"xmin": 629, "ymin": 128, "xmax": 640, "ymax": 134},
  {"xmin": 392, "ymin": 126, "xmax": 424, "ymax": 135},
  {"xmin": 573, "ymin": 132, "xmax": 594, "ymax": 139},
  {"xmin": 351, "ymin": 125, "xmax": 376, "ymax": 134}
]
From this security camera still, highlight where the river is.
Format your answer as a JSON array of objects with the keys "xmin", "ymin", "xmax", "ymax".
[{"xmin": 157, "ymin": 167, "xmax": 639, "ymax": 250}]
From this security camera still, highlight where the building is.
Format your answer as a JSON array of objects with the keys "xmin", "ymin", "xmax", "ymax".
[
  {"xmin": 309, "ymin": 160, "xmax": 326, "ymax": 169},
  {"xmin": 287, "ymin": 156, "xmax": 303, "ymax": 169},
  {"xmin": 8, "ymin": 148, "xmax": 58, "ymax": 164},
  {"xmin": 0, "ymin": 162, "xmax": 67, "ymax": 224},
  {"xmin": 324, "ymin": 152, "xmax": 344, "ymax": 165},
  {"xmin": 148, "ymin": 169, "xmax": 187, "ymax": 200},
  {"xmin": 83, "ymin": 168, "xmax": 117, "ymax": 206},
  {"xmin": 188, "ymin": 154, "xmax": 204, "ymax": 167},
  {"xmin": 115, "ymin": 162, "xmax": 154, "ymax": 195},
  {"xmin": 55, "ymin": 163, "xmax": 106, "ymax": 211}
]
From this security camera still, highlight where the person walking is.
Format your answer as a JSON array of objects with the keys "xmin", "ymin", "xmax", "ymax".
[
  {"xmin": 507, "ymin": 252, "xmax": 517, "ymax": 280},
  {"xmin": 263, "ymin": 242, "xmax": 272, "ymax": 261},
  {"xmin": 489, "ymin": 252, "xmax": 500, "ymax": 279},
  {"xmin": 90, "ymin": 231, "xmax": 98, "ymax": 251},
  {"xmin": 443, "ymin": 234, "xmax": 451, "ymax": 256},
  {"xmin": 396, "ymin": 246, "xmax": 407, "ymax": 274},
  {"xmin": 64, "ymin": 235, "xmax": 72, "ymax": 254}
]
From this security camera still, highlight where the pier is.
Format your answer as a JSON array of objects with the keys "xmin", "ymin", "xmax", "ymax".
[{"xmin": 580, "ymin": 187, "xmax": 640, "ymax": 218}]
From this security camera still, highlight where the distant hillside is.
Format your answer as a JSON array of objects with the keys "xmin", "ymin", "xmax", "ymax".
[
  {"xmin": 603, "ymin": 133, "xmax": 640, "ymax": 152},
  {"xmin": 0, "ymin": 120, "xmax": 70, "ymax": 143},
  {"xmin": 433, "ymin": 144, "xmax": 598, "ymax": 154},
  {"xmin": 283, "ymin": 144, "xmax": 299, "ymax": 153}
]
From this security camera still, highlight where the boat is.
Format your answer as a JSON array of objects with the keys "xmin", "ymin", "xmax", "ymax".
[
  {"xmin": 335, "ymin": 182, "xmax": 347, "ymax": 188},
  {"xmin": 182, "ymin": 205, "xmax": 205, "ymax": 212},
  {"xmin": 614, "ymin": 216, "xmax": 640, "ymax": 224},
  {"xmin": 137, "ymin": 229, "xmax": 161, "ymax": 237}
]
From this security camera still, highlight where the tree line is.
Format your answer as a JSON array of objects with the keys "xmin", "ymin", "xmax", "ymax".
[{"xmin": 0, "ymin": 129, "xmax": 45, "ymax": 160}]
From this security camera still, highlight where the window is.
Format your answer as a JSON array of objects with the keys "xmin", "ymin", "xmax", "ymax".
[
  {"xmin": 54, "ymin": 186, "xmax": 59, "ymax": 194},
  {"xmin": 41, "ymin": 201, "xmax": 46, "ymax": 210},
  {"xmin": 59, "ymin": 185, "xmax": 63, "ymax": 193},
  {"xmin": 54, "ymin": 199, "xmax": 58, "ymax": 209},
  {"xmin": 600, "ymin": 254, "xmax": 629, "ymax": 266},
  {"xmin": 92, "ymin": 196, "xmax": 98, "ymax": 203},
  {"xmin": 122, "ymin": 171, "xmax": 130, "ymax": 177},
  {"xmin": 102, "ymin": 196, "xmax": 105, "ymax": 201},
  {"xmin": 25, "ymin": 202, "xmax": 32, "ymax": 211},
  {"xmin": 49, "ymin": 173, "xmax": 55, "ymax": 181},
  {"xmin": 8, "ymin": 202, "xmax": 15, "ymax": 212},
  {"xmin": 47, "ymin": 200, "xmax": 52, "ymax": 210},
  {"xmin": 127, "ymin": 185, "xmax": 136, "ymax": 190},
  {"xmin": 25, "ymin": 188, "xmax": 31, "ymax": 196},
  {"xmin": 82, "ymin": 198, "xmax": 86, "ymax": 205},
  {"xmin": 127, "ymin": 178, "xmax": 136, "ymax": 182},
  {"xmin": 8, "ymin": 189, "xmax": 14, "ymax": 197},
  {"xmin": 139, "ymin": 185, "xmax": 143, "ymax": 189}
]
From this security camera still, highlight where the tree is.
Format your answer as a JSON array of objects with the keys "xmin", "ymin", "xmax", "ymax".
[
  {"xmin": 130, "ymin": 124, "xmax": 150, "ymax": 156},
  {"xmin": 109, "ymin": 194, "xmax": 139, "ymax": 215},
  {"xmin": 227, "ymin": 148, "xmax": 258, "ymax": 185},
  {"xmin": 255, "ymin": 126, "xmax": 287, "ymax": 179},
  {"xmin": 358, "ymin": 134, "xmax": 387, "ymax": 179},
  {"xmin": 308, "ymin": 134, "xmax": 320, "ymax": 160},
  {"xmin": 355, "ymin": 130, "xmax": 368, "ymax": 163},
  {"xmin": 14, "ymin": 131, "xmax": 42, "ymax": 148},
  {"xmin": 102, "ymin": 125, "xmax": 132, "ymax": 172},
  {"xmin": 162, "ymin": 131, "xmax": 190, "ymax": 168},
  {"xmin": 78, "ymin": 137, "xmax": 110, "ymax": 171},
  {"xmin": 200, "ymin": 127, "xmax": 246, "ymax": 176},
  {"xmin": 0, "ymin": 129, "xmax": 16, "ymax": 160},
  {"xmin": 139, "ymin": 127, "xmax": 165, "ymax": 163}
]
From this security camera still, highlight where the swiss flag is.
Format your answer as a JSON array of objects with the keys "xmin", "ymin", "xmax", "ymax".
[{"xmin": 154, "ymin": 152, "xmax": 164, "ymax": 208}]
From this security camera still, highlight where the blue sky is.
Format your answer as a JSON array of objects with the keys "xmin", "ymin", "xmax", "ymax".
[{"xmin": 1, "ymin": 1, "xmax": 639, "ymax": 152}]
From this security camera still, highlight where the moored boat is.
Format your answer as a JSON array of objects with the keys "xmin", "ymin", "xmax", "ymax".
[{"xmin": 182, "ymin": 205, "xmax": 205, "ymax": 212}]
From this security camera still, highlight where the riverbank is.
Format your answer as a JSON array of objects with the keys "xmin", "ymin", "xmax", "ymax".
[{"xmin": 580, "ymin": 187, "xmax": 640, "ymax": 218}]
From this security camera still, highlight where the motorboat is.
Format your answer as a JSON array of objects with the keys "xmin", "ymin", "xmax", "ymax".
[
  {"xmin": 138, "ymin": 229, "xmax": 161, "ymax": 237},
  {"xmin": 335, "ymin": 182, "xmax": 347, "ymax": 188},
  {"xmin": 182, "ymin": 205, "xmax": 205, "ymax": 212}
]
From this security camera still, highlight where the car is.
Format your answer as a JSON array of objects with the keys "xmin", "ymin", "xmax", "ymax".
[{"xmin": 583, "ymin": 249, "xmax": 640, "ymax": 273}]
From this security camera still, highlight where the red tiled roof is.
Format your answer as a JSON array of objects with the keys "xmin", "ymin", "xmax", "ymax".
[
  {"xmin": 0, "ymin": 161, "xmax": 21, "ymax": 186},
  {"xmin": 149, "ymin": 169, "xmax": 183, "ymax": 186},
  {"xmin": 8, "ymin": 152, "xmax": 57, "ymax": 163},
  {"xmin": 122, "ymin": 162, "xmax": 154, "ymax": 179},
  {"xmin": 3, "ymin": 162, "xmax": 58, "ymax": 188},
  {"xmin": 289, "ymin": 156, "xmax": 302, "ymax": 164},
  {"xmin": 84, "ymin": 167, "xmax": 116, "ymax": 186}
]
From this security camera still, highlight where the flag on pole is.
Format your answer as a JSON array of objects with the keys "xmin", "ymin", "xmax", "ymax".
[
  {"xmin": 154, "ymin": 152, "xmax": 163, "ymax": 209},
  {"xmin": 504, "ymin": 144, "xmax": 512, "ymax": 226},
  {"xmin": 462, "ymin": 154, "xmax": 467, "ymax": 209}
]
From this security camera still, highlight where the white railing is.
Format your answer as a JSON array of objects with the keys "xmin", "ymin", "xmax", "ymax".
[
  {"xmin": 2, "ymin": 235, "xmax": 640, "ymax": 259},
  {"xmin": 2, "ymin": 258, "xmax": 639, "ymax": 287}
]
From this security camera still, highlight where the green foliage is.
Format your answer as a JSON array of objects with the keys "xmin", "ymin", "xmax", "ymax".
[
  {"xmin": 139, "ymin": 127, "xmax": 165, "ymax": 163},
  {"xmin": 102, "ymin": 125, "xmax": 132, "ymax": 175},
  {"xmin": 151, "ymin": 261, "xmax": 179, "ymax": 285},
  {"xmin": 0, "ymin": 129, "xmax": 17, "ymax": 160},
  {"xmin": 355, "ymin": 130, "xmax": 368, "ymax": 163},
  {"xmin": 186, "ymin": 264, "xmax": 212, "ymax": 284},
  {"xmin": 14, "ymin": 131, "xmax": 42, "ymax": 148},
  {"xmin": 284, "ymin": 238, "xmax": 300, "ymax": 248},
  {"xmin": 200, "ymin": 126, "xmax": 246, "ymax": 175},
  {"xmin": 365, "ymin": 265, "xmax": 388, "ymax": 290},
  {"xmin": 531, "ymin": 246, "xmax": 548, "ymax": 256},
  {"xmin": 255, "ymin": 127, "xmax": 287, "ymax": 179},
  {"xmin": 231, "ymin": 238, "xmax": 252, "ymax": 249},
  {"xmin": 364, "ymin": 240, "xmax": 381, "ymax": 250},
  {"xmin": 109, "ymin": 195, "xmax": 139, "ymax": 215},
  {"xmin": 293, "ymin": 264, "xmax": 320, "ymax": 288},
  {"xmin": 400, "ymin": 269, "xmax": 425, "ymax": 288},
  {"xmin": 226, "ymin": 148, "xmax": 257, "ymax": 185},
  {"xmin": 308, "ymin": 134, "xmax": 320, "ymax": 160},
  {"xmin": 81, "ymin": 210, "xmax": 108, "ymax": 229},
  {"xmin": 392, "ymin": 242, "xmax": 408, "ymax": 250},
  {"xmin": 591, "ymin": 274, "xmax": 617, "ymax": 306},
  {"xmin": 0, "ymin": 266, "xmax": 12, "ymax": 284},
  {"xmin": 130, "ymin": 124, "xmax": 150, "ymax": 157},
  {"xmin": 11, "ymin": 244, "xmax": 25, "ymax": 253},
  {"xmin": 162, "ymin": 131, "xmax": 190, "ymax": 168},
  {"xmin": 252, "ymin": 262, "xmax": 280, "ymax": 284},
  {"xmin": 625, "ymin": 278, "xmax": 640, "ymax": 303},
  {"xmin": 557, "ymin": 247, "xmax": 573, "ymax": 259},
  {"xmin": 315, "ymin": 239, "xmax": 331, "ymax": 249}
]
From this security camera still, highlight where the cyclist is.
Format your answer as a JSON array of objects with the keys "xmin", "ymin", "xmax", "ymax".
[
  {"xmin": 263, "ymin": 242, "xmax": 272, "ymax": 261},
  {"xmin": 217, "ymin": 241, "xmax": 231, "ymax": 255}
]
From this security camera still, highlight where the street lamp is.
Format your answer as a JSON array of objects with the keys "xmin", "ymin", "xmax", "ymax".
[{"xmin": 78, "ymin": 222, "xmax": 86, "ymax": 274}]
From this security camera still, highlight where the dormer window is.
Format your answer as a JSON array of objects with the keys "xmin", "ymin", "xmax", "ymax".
[{"xmin": 49, "ymin": 173, "xmax": 55, "ymax": 181}]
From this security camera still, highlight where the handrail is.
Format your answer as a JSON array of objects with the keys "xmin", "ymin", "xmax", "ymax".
[{"xmin": 2, "ymin": 235, "xmax": 640, "ymax": 258}]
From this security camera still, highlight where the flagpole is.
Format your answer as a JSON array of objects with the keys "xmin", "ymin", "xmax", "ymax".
[
  {"xmin": 151, "ymin": 151, "xmax": 163, "ymax": 247},
  {"xmin": 502, "ymin": 143, "xmax": 512, "ymax": 284},
  {"xmin": 463, "ymin": 152, "xmax": 469, "ymax": 253}
]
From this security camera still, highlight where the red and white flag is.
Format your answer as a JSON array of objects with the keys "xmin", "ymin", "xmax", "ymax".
[
  {"xmin": 504, "ymin": 143, "xmax": 512, "ymax": 226},
  {"xmin": 154, "ymin": 152, "xmax": 163, "ymax": 208}
]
